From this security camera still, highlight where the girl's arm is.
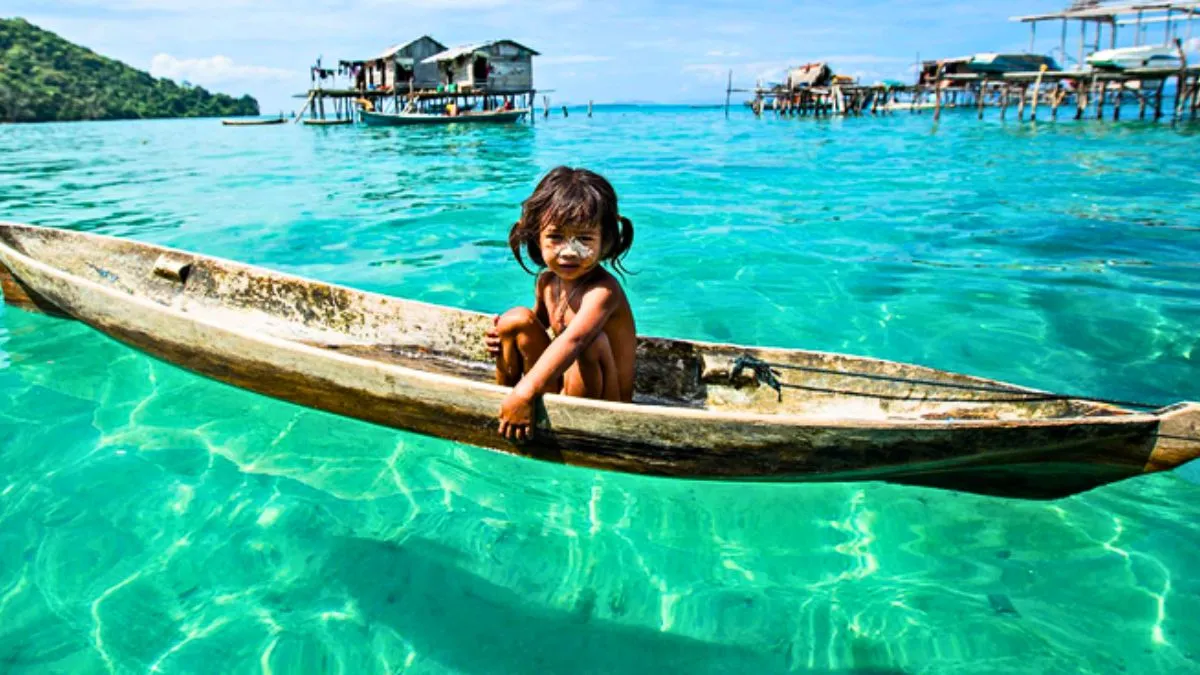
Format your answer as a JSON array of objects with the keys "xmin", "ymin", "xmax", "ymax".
[{"xmin": 498, "ymin": 283, "xmax": 618, "ymax": 441}]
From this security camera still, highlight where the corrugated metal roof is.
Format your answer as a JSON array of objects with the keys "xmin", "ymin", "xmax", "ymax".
[
  {"xmin": 364, "ymin": 35, "xmax": 447, "ymax": 62},
  {"xmin": 421, "ymin": 40, "xmax": 541, "ymax": 64}
]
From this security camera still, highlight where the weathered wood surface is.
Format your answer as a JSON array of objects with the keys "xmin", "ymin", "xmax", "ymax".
[{"xmin": 2, "ymin": 222, "xmax": 1197, "ymax": 499}]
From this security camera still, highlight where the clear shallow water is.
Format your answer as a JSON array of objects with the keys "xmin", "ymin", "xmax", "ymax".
[{"xmin": 1, "ymin": 107, "xmax": 1199, "ymax": 673}]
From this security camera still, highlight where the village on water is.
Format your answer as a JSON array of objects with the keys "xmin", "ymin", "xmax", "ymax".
[{"xmin": 218, "ymin": 0, "xmax": 1200, "ymax": 129}]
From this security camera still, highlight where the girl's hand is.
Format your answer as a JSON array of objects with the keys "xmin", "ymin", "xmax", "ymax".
[
  {"xmin": 498, "ymin": 386, "xmax": 535, "ymax": 442},
  {"xmin": 485, "ymin": 315, "xmax": 501, "ymax": 358}
]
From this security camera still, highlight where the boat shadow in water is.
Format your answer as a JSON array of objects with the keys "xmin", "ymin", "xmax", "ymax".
[{"xmin": 324, "ymin": 535, "xmax": 907, "ymax": 674}]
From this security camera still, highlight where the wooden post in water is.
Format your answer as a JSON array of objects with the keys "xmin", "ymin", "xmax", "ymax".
[
  {"xmin": 1051, "ymin": 83, "xmax": 1062, "ymax": 119},
  {"xmin": 294, "ymin": 92, "xmax": 315, "ymax": 124},
  {"xmin": 932, "ymin": 62, "xmax": 945, "ymax": 121},
  {"xmin": 1113, "ymin": 84, "xmax": 1122, "ymax": 121},
  {"xmin": 1096, "ymin": 81, "xmax": 1106, "ymax": 120},
  {"xmin": 1154, "ymin": 78, "xmax": 1166, "ymax": 120},
  {"xmin": 1017, "ymin": 84, "xmax": 1027, "ymax": 121},
  {"xmin": 724, "ymin": 70, "xmax": 732, "ymax": 120},
  {"xmin": 588, "ymin": 100, "xmax": 593, "ymax": 118},
  {"xmin": 977, "ymin": 80, "xmax": 987, "ymax": 120},
  {"xmin": 1172, "ymin": 39, "xmax": 1188, "ymax": 121},
  {"xmin": 1192, "ymin": 74, "xmax": 1200, "ymax": 120},
  {"xmin": 1030, "ymin": 65, "xmax": 1047, "ymax": 121},
  {"xmin": 1000, "ymin": 85, "xmax": 1009, "ymax": 120},
  {"xmin": 1138, "ymin": 87, "xmax": 1148, "ymax": 119}
]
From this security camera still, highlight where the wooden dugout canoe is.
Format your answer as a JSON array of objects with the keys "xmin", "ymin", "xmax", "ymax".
[
  {"xmin": 1, "ymin": 222, "xmax": 1197, "ymax": 499},
  {"xmin": 221, "ymin": 117, "xmax": 286, "ymax": 126}
]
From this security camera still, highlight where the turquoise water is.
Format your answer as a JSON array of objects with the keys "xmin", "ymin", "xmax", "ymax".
[{"xmin": 1, "ymin": 107, "xmax": 1199, "ymax": 673}]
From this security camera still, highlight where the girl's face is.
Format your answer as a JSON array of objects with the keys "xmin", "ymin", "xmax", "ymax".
[{"xmin": 539, "ymin": 222, "xmax": 602, "ymax": 281}]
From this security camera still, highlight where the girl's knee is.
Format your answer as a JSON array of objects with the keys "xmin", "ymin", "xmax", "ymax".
[
  {"xmin": 496, "ymin": 307, "xmax": 538, "ymax": 336},
  {"xmin": 580, "ymin": 332, "xmax": 612, "ymax": 363}
]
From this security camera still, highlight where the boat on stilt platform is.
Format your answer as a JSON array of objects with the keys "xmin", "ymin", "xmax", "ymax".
[
  {"xmin": 1, "ymin": 222, "xmax": 1196, "ymax": 500},
  {"xmin": 1088, "ymin": 45, "xmax": 1181, "ymax": 71},
  {"xmin": 966, "ymin": 53, "xmax": 1059, "ymax": 75}
]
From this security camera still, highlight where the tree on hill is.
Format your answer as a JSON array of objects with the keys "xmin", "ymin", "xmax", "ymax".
[{"xmin": 0, "ymin": 17, "xmax": 259, "ymax": 122}]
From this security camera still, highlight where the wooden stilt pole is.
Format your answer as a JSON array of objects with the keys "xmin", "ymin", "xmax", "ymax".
[
  {"xmin": 1000, "ymin": 85, "xmax": 1009, "ymax": 120},
  {"xmin": 1154, "ymin": 77, "xmax": 1166, "ymax": 120},
  {"xmin": 1030, "ymin": 65, "xmax": 1047, "ymax": 122},
  {"xmin": 1018, "ymin": 85, "xmax": 1027, "ymax": 121},
  {"xmin": 1051, "ymin": 83, "xmax": 1062, "ymax": 119},
  {"xmin": 724, "ymin": 70, "xmax": 732, "ymax": 120},
  {"xmin": 977, "ymin": 80, "xmax": 987, "ymax": 120},
  {"xmin": 293, "ymin": 92, "xmax": 315, "ymax": 124},
  {"xmin": 1191, "ymin": 75, "xmax": 1200, "ymax": 120},
  {"xmin": 1096, "ymin": 81, "xmax": 1105, "ymax": 120},
  {"xmin": 933, "ymin": 62, "xmax": 945, "ymax": 122},
  {"xmin": 1138, "ymin": 87, "xmax": 1148, "ymax": 119},
  {"xmin": 1113, "ymin": 84, "xmax": 1121, "ymax": 121},
  {"xmin": 1172, "ymin": 38, "xmax": 1188, "ymax": 122}
]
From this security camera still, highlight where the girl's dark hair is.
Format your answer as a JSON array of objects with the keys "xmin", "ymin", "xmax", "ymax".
[{"xmin": 509, "ymin": 166, "xmax": 634, "ymax": 276}]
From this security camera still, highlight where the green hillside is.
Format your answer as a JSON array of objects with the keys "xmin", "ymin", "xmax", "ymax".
[{"xmin": 0, "ymin": 17, "xmax": 258, "ymax": 122}]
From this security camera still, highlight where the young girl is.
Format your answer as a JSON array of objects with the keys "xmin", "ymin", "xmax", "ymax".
[{"xmin": 485, "ymin": 167, "xmax": 637, "ymax": 442}]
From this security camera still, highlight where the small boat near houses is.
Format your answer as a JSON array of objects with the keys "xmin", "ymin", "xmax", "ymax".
[
  {"xmin": 1087, "ymin": 45, "xmax": 1180, "ymax": 71},
  {"xmin": 1, "ymin": 223, "xmax": 1197, "ymax": 500},
  {"xmin": 221, "ymin": 116, "xmax": 286, "ymax": 126},
  {"xmin": 360, "ymin": 108, "xmax": 528, "ymax": 126}
]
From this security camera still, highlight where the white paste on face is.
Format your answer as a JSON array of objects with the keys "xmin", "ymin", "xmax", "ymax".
[{"xmin": 559, "ymin": 237, "xmax": 595, "ymax": 261}]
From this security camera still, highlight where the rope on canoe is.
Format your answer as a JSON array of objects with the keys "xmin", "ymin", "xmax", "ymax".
[{"xmin": 730, "ymin": 354, "xmax": 1168, "ymax": 410}]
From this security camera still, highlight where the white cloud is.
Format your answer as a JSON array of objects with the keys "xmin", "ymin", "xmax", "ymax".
[
  {"xmin": 150, "ymin": 53, "xmax": 295, "ymax": 85},
  {"xmin": 538, "ymin": 54, "xmax": 613, "ymax": 65},
  {"xmin": 706, "ymin": 50, "xmax": 741, "ymax": 57}
]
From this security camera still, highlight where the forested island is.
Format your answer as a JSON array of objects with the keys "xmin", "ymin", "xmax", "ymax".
[{"xmin": 0, "ymin": 17, "xmax": 259, "ymax": 123}]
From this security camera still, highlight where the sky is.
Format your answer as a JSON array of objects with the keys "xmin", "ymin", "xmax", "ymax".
[{"xmin": 8, "ymin": 0, "xmax": 1200, "ymax": 112}]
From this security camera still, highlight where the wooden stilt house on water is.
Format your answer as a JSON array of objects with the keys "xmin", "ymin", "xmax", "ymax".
[
  {"xmin": 340, "ymin": 36, "xmax": 446, "ymax": 93},
  {"xmin": 297, "ymin": 37, "xmax": 539, "ymax": 124}
]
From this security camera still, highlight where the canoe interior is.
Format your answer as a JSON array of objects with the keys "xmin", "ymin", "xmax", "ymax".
[{"xmin": 0, "ymin": 224, "xmax": 1133, "ymax": 424}]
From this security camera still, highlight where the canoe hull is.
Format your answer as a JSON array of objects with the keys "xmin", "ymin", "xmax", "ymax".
[
  {"xmin": 221, "ymin": 118, "xmax": 286, "ymax": 126},
  {"xmin": 1, "ymin": 223, "xmax": 1194, "ymax": 499},
  {"xmin": 361, "ymin": 109, "xmax": 528, "ymax": 127}
]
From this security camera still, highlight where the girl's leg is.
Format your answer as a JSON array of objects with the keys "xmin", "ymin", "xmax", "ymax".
[
  {"xmin": 494, "ymin": 307, "xmax": 551, "ymax": 386},
  {"xmin": 561, "ymin": 332, "xmax": 621, "ymax": 401}
]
